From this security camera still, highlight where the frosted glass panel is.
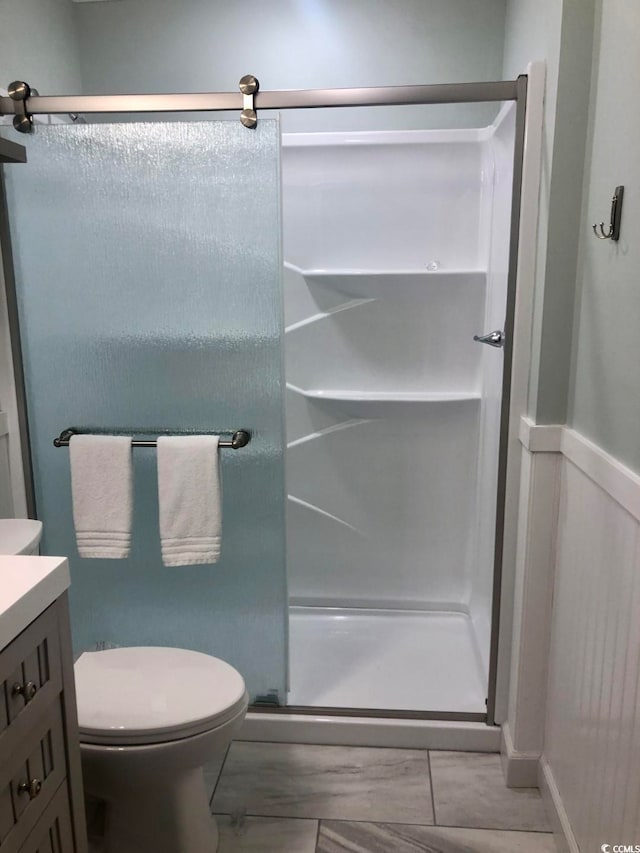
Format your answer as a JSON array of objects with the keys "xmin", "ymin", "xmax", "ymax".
[{"xmin": 5, "ymin": 121, "xmax": 286, "ymax": 702}]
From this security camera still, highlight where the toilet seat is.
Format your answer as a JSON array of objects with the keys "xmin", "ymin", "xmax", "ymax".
[{"xmin": 74, "ymin": 646, "xmax": 248, "ymax": 745}]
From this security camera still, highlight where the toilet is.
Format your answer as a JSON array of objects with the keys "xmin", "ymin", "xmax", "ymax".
[
  {"xmin": 0, "ymin": 518, "xmax": 43, "ymax": 555},
  {"xmin": 74, "ymin": 646, "xmax": 248, "ymax": 853}
]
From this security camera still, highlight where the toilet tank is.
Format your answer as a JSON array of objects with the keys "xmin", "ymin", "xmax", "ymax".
[{"xmin": 0, "ymin": 519, "xmax": 43, "ymax": 555}]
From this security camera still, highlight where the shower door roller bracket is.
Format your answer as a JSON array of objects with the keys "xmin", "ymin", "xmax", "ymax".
[
  {"xmin": 7, "ymin": 81, "xmax": 33, "ymax": 134},
  {"xmin": 239, "ymin": 75, "xmax": 259, "ymax": 129},
  {"xmin": 473, "ymin": 330, "xmax": 505, "ymax": 348}
]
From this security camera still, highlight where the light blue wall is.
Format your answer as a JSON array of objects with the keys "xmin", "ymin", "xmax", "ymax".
[
  {"xmin": 503, "ymin": 0, "xmax": 595, "ymax": 425},
  {"xmin": 73, "ymin": 0, "xmax": 508, "ymax": 131},
  {"xmin": 503, "ymin": 0, "xmax": 562, "ymax": 81},
  {"xmin": 0, "ymin": 0, "xmax": 82, "ymax": 94},
  {"xmin": 568, "ymin": 0, "xmax": 640, "ymax": 473}
]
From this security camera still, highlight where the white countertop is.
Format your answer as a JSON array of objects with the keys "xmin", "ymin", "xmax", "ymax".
[{"xmin": 0, "ymin": 556, "xmax": 70, "ymax": 651}]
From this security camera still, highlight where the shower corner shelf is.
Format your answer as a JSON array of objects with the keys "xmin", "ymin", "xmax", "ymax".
[
  {"xmin": 288, "ymin": 386, "xmax": 481, "ymax": 417},
  {"xmin": 285, "ymin": 264, "xmax": 486, "ymax": 299}
]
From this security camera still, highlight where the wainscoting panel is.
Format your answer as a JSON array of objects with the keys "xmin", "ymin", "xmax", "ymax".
[{"xmin": 544, "ymin": 448, "xmax": 640, "ymax": 848}]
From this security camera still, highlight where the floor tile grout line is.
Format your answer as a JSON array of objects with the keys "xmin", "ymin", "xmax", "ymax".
[
  {"xmin": 427, "ymin": 748, "xmax": 438, "ymax": 825},
  {"xmin": 211, "ymin": 811, "xmax": 553, "ymax": 833},
  {"xmin": 209, "ymin": 743, "xmax": 232, "ymax": 808},
  {"xmin": 213, "ymin": 812, "xmax": 321, "ymax": 824},
  {"xmin": 315, "ymin": 817, "xmax": 322, "ymax": 852},
  {"xmin": 212, "ymin": 743, "xmax": 551, "ymax": 835}
]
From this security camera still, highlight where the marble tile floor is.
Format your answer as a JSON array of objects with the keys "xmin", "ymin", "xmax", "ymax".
[{"xmin": 210, "ymin": 742, "xmax": 555, "ymax": 852}]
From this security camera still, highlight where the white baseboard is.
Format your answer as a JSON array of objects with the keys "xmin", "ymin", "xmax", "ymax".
[
  {"xmin": 538, "ymin": 757, "xmax": 580, "ymax": 853},
  {"xmin": 500, "ymin": 723, "xmax": 539, "ymax": 787}
]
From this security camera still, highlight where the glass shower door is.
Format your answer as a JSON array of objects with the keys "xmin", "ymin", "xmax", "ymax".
[{"xmin": 4, "ymin": 120, "xmax": 287, "ymax": 704}]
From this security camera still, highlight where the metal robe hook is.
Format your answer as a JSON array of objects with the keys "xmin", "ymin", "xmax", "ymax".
[
  {"xmin": 592, "ymin": 185, "xmax": 624, "ymax": 241},
  {"xmin": 593, "ymin": 222, "xmax": 612, "ymax": 240}
]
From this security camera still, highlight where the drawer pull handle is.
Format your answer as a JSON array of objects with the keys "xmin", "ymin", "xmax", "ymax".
[
  {"xmin": 12, "ymin": 681, "xmax": 38, "ymax": 702},
  {"xmin": 18, "ymin": 778, "xmax": 42, "ymax": 800}
]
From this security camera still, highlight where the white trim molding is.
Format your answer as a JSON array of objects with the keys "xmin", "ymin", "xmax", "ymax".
[
  {"xmin": 519, "ymin": 418, "xmax": 640, "ymax": 520},
  {"xmin": 518, "ymin": 416, "xmax": 563, "ymax": 452},
  {"xmin": 538, "ymin": 758, "xmax": 580, "ymax": 853},
  {"xmin": 504, "ymin": 421, "xmax": 561, "ymax": 786},
  {"xmin": 493, "ymin": 61, "xmax": 546, "ymax": 725},
  {"xmin": 501, "ymin": 722, "xmax": 540, "ymax": 787},
  {"xmin": 561, "ymin": 428, "xmax": 640, "ymax": 523}
]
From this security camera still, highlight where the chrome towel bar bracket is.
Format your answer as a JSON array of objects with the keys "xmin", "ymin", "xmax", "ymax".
[{"xmin": 53, "ymin": 428, "xmax": 251, "ymax": 449}]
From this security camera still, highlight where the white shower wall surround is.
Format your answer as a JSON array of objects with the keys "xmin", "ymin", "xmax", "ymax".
[{"xmin": 282, "ymin": 106, "xmax": 515, "ymax": 713}]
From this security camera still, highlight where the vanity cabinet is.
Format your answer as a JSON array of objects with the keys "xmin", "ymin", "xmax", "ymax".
[{"xmin": 0, "ymin": 592, "xmax": 87, "ymax": 853}]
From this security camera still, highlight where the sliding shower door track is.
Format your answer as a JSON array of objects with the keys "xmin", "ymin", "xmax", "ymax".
[{"xmin": 248, "ymin": 705, "xmax": 489, "ymax": 724}]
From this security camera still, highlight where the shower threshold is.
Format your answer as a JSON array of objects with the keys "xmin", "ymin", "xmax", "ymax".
[{"xmin": 288, "ymin": 606, "xmax": 487, "ymax": 714}]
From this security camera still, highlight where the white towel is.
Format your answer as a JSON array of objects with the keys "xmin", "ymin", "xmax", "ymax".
[
  {"xmin": 157, "ymin": 435, "xmax": 221, "ymax": 566},
  {"xmin": 69, "ymin": 435, "xmax": 133, "ymax": 559}
]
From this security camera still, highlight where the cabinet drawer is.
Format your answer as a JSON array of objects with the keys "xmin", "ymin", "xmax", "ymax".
[
  {"xmin": 0, "ymin": 606, "xmax": 63, "ymax": 774},
  {"xmin": 0, "ymin": 701, "xmax": 66, "ymax": 852},
  {"xmin": 12, "ymin": 783, "xmax": 73, "ymax": 853}
]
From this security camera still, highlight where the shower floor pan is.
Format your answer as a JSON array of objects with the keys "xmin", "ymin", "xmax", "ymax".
[{"xmin": 288, "ymin": 606, "xmax": 487, "ymax": 714}]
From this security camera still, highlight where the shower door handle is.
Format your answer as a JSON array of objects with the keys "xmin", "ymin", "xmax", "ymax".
[{"xmin": 473, "ymin": 330, "xmax": 504, "ymax": 348}]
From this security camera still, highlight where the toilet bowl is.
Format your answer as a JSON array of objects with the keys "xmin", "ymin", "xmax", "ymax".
[{"xmin": 74, "ymin": 646, "xmax": 248, "ymax": 853}]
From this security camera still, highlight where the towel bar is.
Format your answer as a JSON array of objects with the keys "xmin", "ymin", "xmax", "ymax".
[{"xmin": 53, "ymin": 428, "xmax": 251, "ymax": 449}]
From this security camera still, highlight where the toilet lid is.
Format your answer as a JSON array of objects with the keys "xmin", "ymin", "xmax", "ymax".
[{"xmin": 74, "ymin": 647, "xmax": 247, "ymax": 745}]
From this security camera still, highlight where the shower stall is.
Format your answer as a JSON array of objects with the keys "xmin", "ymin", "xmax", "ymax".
[
  {"xmin": 283, "ymin": 106, "xmax": 517, "ymax": 716},
  {"xmin": 0, "ymin": 74, "xmax": 529, "ymax": 739}
]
